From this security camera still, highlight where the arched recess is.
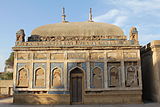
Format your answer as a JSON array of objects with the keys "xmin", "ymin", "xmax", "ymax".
[
  {"xmin": 109, "ymin": 67, "xmax": 119, "ymax": 87},
  {"xmin": 92, "ymin": 67, "xmax": 103, "ymax": 88},
  {"xmin": 126, "ymin": 66, "xmax": 138, "ymax": 87},
  {"xmin": 17, "ymin": 68, "xmax": 28, "ymax": 87},
  {"xmin": 35, "ymin": 68, "xmax": 45, "ymax": 87},
  {"xmin": 52, "ymin": 68, "xmax": 62, "ymax": 88},
  {"xmin": 70, "ymin": 67, "xmax": 84, "ymax": 104}
]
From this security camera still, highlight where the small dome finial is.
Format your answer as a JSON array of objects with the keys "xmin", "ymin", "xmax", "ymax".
[
  {"xmin": 61, "ymin": 7, "xmax": 67, "ymax": 22},
  {"xmin": 88, "ymin": 8, "xmax": 93, "ymax": 22}
]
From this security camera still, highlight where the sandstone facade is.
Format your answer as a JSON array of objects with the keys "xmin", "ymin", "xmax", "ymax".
[{"xmin": 12, "ymin": 20, "xmax": 142, "ymax": 104}]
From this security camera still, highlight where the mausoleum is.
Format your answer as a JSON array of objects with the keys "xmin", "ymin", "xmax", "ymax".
[{"xmin": 13, "ymin": 8, "xmax": 142, "ymax": 104}]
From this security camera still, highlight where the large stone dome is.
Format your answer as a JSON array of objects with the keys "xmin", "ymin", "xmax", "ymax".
[{"xmin": 31, "ymin": 21, "xmax": 124, "ymax": 37}]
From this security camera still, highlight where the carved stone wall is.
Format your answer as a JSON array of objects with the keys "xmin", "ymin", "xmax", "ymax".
[
  {"xmin": 50, "ymin": 62, "xmax": 64, "ymax": 88},
  {"xmin": 92, "ymin": 67, "xmax": 102, "ymax": 88},
  {"xmin": 90, "ymin": 52, "xmax": 104, "ymax": 60},
  {"xmin": 67, "ymin": 53, "xmax": 86, "ymax": 60},
  {"xmin": 34, "ymin": 53, "xmax": 47, "ymax": 60},
  {"xmin": 35, "ymin": 68, "xmax": 45, "ymax": 87},
  {"xmin": 52, "ymin": 68, "xmax": 62, "ymax": 88},
  {"xmin": 125, "ymin": 61, "xmax": 139, "ymax": 87},
  {"xmin": 107, "ymin": 52, "xmax": 121, "ymax": 61},
  {"xmin": 33, "ymin": 63, "xmax": 46, "ymax": 88},
  {"xmin": 16, "ymin": 63, "xmax": 29, "ymax": 87},
  {"xmin": 124, "ymin": 52, "xmax": 137, "ymax": 60},
  {"xmin": 90, "ymin": 62, "xmax": 104, "ymax": 88},
  {"xmin": 108, "ymin": 62, "xmax": 121, "ymax": 87},
  {"xmin": 17, "ymin": 68, "xmax": 28, "ymax": 87},
  {"xmin": 51, "ymin": 53, "xmax": 64, "ymax": 60},
  {"xmin": 17, "ymin": 53, "xmax": 30, "ymax": 60}
]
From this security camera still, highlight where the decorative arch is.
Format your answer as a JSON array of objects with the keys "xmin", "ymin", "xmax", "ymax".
[
  {"xmin": 51, "ymin": 67, "xmax": 62, "ymax": 88},
  {"xmin": 92, "ymin": 67, "xmax": 103, "ymax": 88},
  {"xmin": 126, "ymin": 66, "xmax": 138, "ymax": 87},
  {"xmin": 69, "ymin": 66, "xmax": 85, "ymax": 74},
  {"xmin": 17, "ymin": 68, "xmax": 28, "ymax": 87},
  {"xmin": 35, "ymin": 68, "xmax": 45, "ymax": 87},
  {"xmin": 109, "ymin": 66, "xmax": 119, "ymax": 87}
]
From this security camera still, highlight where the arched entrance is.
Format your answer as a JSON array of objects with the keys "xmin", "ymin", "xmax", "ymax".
[{"xmin": 70, "ymin": 68, "xmax": 84, "ymax": 104}]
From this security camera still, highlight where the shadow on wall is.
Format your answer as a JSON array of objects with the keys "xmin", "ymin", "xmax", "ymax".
[{"xmin": 141, "ymin": 50, "xmax": 160, "ymax": 103}]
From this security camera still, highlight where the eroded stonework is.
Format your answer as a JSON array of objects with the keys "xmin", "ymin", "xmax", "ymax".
[{"xmin": 13, "ymin": 21, "xmax": 142, "ymax": 104}]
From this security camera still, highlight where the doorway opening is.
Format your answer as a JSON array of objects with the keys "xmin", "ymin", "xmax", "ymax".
[{"xmin": 70, "ymin": 68, "xmax": 84, "ymax": 104}]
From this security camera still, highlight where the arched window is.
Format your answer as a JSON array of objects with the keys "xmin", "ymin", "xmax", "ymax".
[
  {"xmin": 18, "ymin": 68, "xmax": 28, "ymax": 87},
  {"xmin": 126, "ymin": 66, "xmax": 138, "ymax": 87},
  {"xmin": 92, "ymin": 67, "xmax": 102, "ymax": 88},
  {"xmin": 109, "ymin": 67, "xmax": 119, "ymax": 87},
  {"xmin": 52, "ymin": 68, "xmax": 62, "ymax": 88},
  {"xmin": 35, "ymin": 68, "xmax": 45, "ymax": 87}
]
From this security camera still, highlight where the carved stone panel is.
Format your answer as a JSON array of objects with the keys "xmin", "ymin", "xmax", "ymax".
[
  {"xmin": 107, "ymin": 52, "xmax": 121, "ymax": 61},
  {"xmin": 35, "ymin": 68, "xmax": 45, "ymax": 87},
  {"xmin": 67, "ymin": 53, "xmax": 86, "ymax": 60},
  {"xmin": 125, "ymin": 62, "xmax": 139, "ymax": 87},
  {"xmin": 51, "ymin": 53, "xmax": 64, "ymax": 60},
  {"xmin": 34, "ymin": 53, "xmax": 47, "ymax": 60},
  {"xmin": 92, "ymin": 67, "xmax": 102, "ymax": 88},
  {"xmin": 17, "ymin": 53, "xmax": 30, "ymax": 60},
  {"xmin": 124, "ymin": 52, "xmax": 137, "ymax": 59},
  {"xmin": 17, "ymin": 68, "xmax": 28, "ymax": 87},
  {"xmin": 90, "ymin": 62, "xmax": 104, "ymax": 88},
  {"xmin": 107, "ymin": 62, "xmax": 121, "ymax": 87},
  {"xmin": 52, "ymin": 68, "xmax": 62, "ymax": 88},
  {"xmin": 90, "ymin": 52, "xmax": 104, "ymax": 60}
]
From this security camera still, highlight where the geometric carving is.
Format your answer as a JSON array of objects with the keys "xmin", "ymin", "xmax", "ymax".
[
  {"xmin": 124, "ymin": 52, "xmax": 137, "ymax": 59},
  {"xmin": 17, "ymin": 53, "xmax": 29, "ymax": 60},
  {"xmin": 67, "ymin": 53, "xmax": 86, "ymax": 59},
  {"xmin": 52, "ymin": 68, "xmax": 62, "ymax": 88},
  {"xmin": 90, "ymin": 52, "xmax": 104, "ymax": 60},
  {"xmin": 34, "ymin": 53, "xmax": 47, "ymax": 60},
  {"xmin": 125, "ymin": 62, "xmax": 139, "ymax": 87},
  {"xmin": 108, "ymin": 62, "xmax": 121, "ymax": 87},
  {"xmin": 109, "ymin": 67, "xmax": 119, "ymax": 87},
  {"xmin": 107, "ymin": 52, "xmax": 121, "ymax": 61},
  {"xmin": 92, "ymin": 67, "xmax": 103, "ymax": 88},
  {"xmin": 51, "ymin": 53, "xmax": 64, "ymax": 60},
  {"xmin": 35, "ymin": 68, "xmax": 45, "ymax": 87},
  {"xmin": 17, "ymin": 68, "xmax": 28, "ymax": 87}
]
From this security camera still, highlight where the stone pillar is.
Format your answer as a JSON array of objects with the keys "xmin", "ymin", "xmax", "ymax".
[
  {"xmin": 121, "ymin": 50, "xmax": 125, "ymax": 87},
  {"xmin": 87, "ymin": 62, "xmax": 90, "ymax": 89},
  {"xmin": 104, "ymin": 51, "xmax": 108, "ymax": 88},
  {"xmin": 13, "ymin": 52, "xmax": 17, "ymax": 91},
  {"xmin": 137, "ymin": 50, "xmax": 142, "ymax": 88},
  {"xmin": 29, "ymin": 52, "xmax": 33, "ymax": 89},
  {"xmin": 64, "ymin": 52, "xmax": 68, "ymax": 90},
  {"xmin": 46, "ymin": 53, "xmax": 50, "ymax": 89},
  {"xmin": 87, "ymin": 52, "xmax": 90, "ymax": 89}
]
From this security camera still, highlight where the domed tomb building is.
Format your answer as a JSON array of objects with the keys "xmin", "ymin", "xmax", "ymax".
[{"xmin": 13, "ymin": 9, "xmax": 142, "ymax": 104}]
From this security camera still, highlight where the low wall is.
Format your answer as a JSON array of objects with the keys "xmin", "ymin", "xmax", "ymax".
[
  {"xmin": 0, "ymin": 80, "xmax": 13, "ymax": 96},
  {"xmin": 13, "ymin": 90, "xmax": 142, "ymax": 104}
]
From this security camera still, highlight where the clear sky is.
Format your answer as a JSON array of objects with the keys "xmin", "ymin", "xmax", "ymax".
[{"xmin": 0, "ymin": 0, "xmax": 160, "ymax": 72}]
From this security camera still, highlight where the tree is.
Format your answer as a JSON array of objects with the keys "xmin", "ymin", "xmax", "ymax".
[
  {"xmin": 5, "ymin": 52, "xmax": 14, "ymax": 67},
  {"xmin": 0, "ymin": 72, "xmax": 13, "ymax": 80}
]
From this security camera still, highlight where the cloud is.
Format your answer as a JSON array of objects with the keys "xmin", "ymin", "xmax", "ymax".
[
  {"xmin": 93, "ymin": 9, "xmax": 128, "ymax": 27},
  {"xmin": 113, "ymin": 16, "xmax": 128, "ymax": 27},
  {"xmin": 139, "ymin": 34, "xmax": 160, "ymax": 45},
  {"xmin": 106, "ymin": 0, "xmax": 160, "ymax": 14},
  {"xmin": 93, "ymin": 9, "xmax": 120, "ymax": 22}
]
